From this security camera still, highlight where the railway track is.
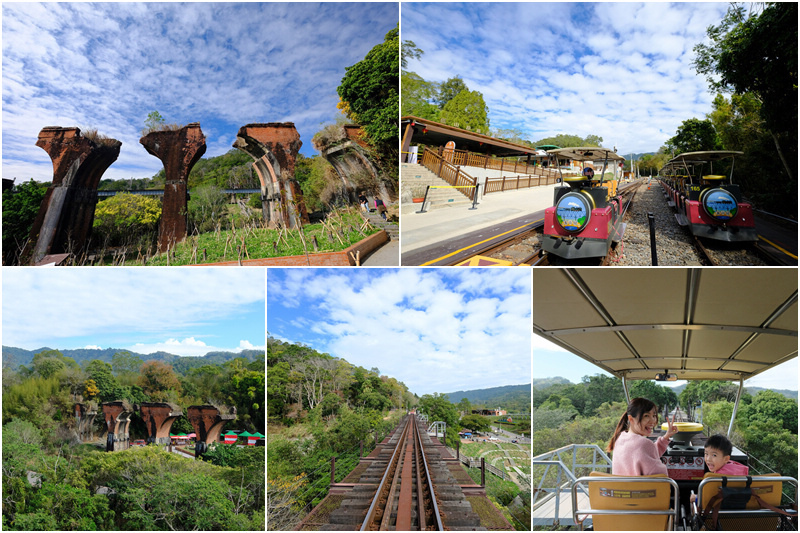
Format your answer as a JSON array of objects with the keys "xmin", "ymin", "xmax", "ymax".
[{"xmin": 318, "ymin": 414, "xmax": 483, "ymax": 531}]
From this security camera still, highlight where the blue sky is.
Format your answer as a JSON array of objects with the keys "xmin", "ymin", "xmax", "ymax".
[
  {"xmin": 2, "ymin": 268, "xmax": 266, "ymax": 357},
  {"xmin": 534, "ymin": 335, "xmax": 799, "ymax": 392},
  {"xmin": 402, "ymin": 2, "xmax": 732, "ymax": 154},
  {"xmin": 2, "ymin": 2, "xmax": 398, "ymax": 182},
  {"xmin": 267, "ymin": 268, "xmax": 531, "ymax": 396}
]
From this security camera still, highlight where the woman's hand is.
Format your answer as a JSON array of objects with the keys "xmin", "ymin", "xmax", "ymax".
[{"xmin": 665, "ymin": 414, "xmax": 679, "ymax": 439}]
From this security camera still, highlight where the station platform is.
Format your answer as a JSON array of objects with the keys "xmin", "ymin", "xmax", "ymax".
[{"xmin": 401, "ymin": 183, "xmax": 560, "ymax": 257}]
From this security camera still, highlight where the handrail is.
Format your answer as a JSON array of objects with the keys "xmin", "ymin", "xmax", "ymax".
[
  {"xmin": 420, "ymin": 150, "xmax": 477, "ymax": 201},
  {"xmin": 532, "ymin": 444, "xmax": 613, "ymax": 527}
]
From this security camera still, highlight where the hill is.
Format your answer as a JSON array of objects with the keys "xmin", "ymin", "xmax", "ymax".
[
  {"xmin": 2, "ymin": 345, "xmax": 262, "ymax": 374},
  {"xmin": 533, "ymin": 377, "xmax": 571, "ymax": 389},
  {"xmin": 538, "ymin": 376, "xmax": 797, "ymax": 400},
  {"xmin": 442, "ymin": 384, "xmax": 530, "ymax": 411},
  {"xmin": 668, "ymin": 382, "xmax": 797, "ymax": 399}
]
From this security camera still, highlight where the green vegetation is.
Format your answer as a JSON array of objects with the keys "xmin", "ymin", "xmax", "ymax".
[
  {"xmin": 401, "ymin": 42, "xmax": 491, "ymax": 135},
  {"xmin": 337, "ymin": 25, "xmax": 399, "ymax": 163},
  {"xmin": 139, "ymin": 208, "xmax": 377, "ymax": 266},
  {"xmin": 92, "ymin": 193, "xmax": 161, "ymax": 248},
  {"xmin": 2, "ymin": 179, "xmax": 48, "ymax": 265},
  {"xmin": 532, "ymin": 375, "xmax": 798, "ymax": 501},
  {"xmin": 267, "ymin": 338, "xmax": 413, "ymax": 530},
  {"xmin": 2, "ymin": 348, "xmax": 265, "ymax": 530},
  {"xmin": 268, "ymin": 339, "xmax": 531, "ymax": 530},
  {"xmin": 657, "ymin": 2, "xmax": 797, "ymax": 216}
]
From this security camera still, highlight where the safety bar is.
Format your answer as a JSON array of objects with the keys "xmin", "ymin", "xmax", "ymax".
[
  {"xmin": 571, "ymin": 476, "xmax": 680, "ymax": 531},
  {"xmin": 694, "ymin": 475, "xmax": 798, "ymax": 517}
]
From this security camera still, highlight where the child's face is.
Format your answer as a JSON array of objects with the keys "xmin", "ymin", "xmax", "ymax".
[{"xmin": 704, "ymin": 446, "xmax": 731, "ymax": 472}]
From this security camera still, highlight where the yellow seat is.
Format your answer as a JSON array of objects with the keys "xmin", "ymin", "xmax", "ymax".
[
  {"xmin": 693, "ymin": 473, "xmax": 798, "ymax": 530},
  {"xmin": 572, "ymin": 471, "xmax": 679, "ymax": 531}
]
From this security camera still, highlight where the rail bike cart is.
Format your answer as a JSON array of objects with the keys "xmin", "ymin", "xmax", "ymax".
[
  {"xmin": 659, "ymin": 151, "xmax": 757, "ymax": 242},
  {"xmin": 531, "ymin": 269, "xmax": 798, "ymax": 530},
  {"xmin": 542, "ymin": 147, "xmax": 626, "ymax": 259}
]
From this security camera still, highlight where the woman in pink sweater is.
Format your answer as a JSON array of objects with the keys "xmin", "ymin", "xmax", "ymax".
[{"xmin": 607, "ymin": 398, "xmax": 678, "ymax": 476}]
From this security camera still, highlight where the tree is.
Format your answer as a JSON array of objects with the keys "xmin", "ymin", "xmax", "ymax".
[
  {"xmin": 400, "ymin": 71, "xmax": 440, "ymax": 120},
  {"xmin": 667, "ymin": 118, "xmax": 719, "ymax": 153},
  {"xmin": 31, "ymin": 350, "xmax": 78, "ymax": 379},
  {"xmin": 417, "ymin": 393, "xmax": 460, "ymax": 447},
  {"xmin": 439, "ymin": 89, "xmax": 490, "ymax": 134},
  {"xmin": 741, "ymin": 390, "xmax": 797, "ymax": 433},
  {"xmin": 459, "ymin": 414, "xmax": 491, "ymax": 433},
  {"xmin": 137, "ymin": 361, "xmax": 182, "ymax": 401},
  {"xmin": 581, "ymin": 374, "xmax": 625, "ymax": 415},
  {"xmin": 401, "ymin": 39, "xmax": 423, "ymax": 69},
  {"xmin": 457, "ymin": 397, "xmax": 472, "ymax": 416},
  {"xmin": 2, "ymin": 179, "xmax": 48, "ymax": 264},
  {"xmin": 83, "ymin": 379, "xmax": 100, "ymax": 400},
  {"xmin": 188, "ymin": 184, "xmax": 228, "ymax": 234},
  {"xmin": 85, "ymin": 360, "xmax": 122, "ymax": 403},
  {"xmin": 111, "ymin": 351, "xmax": 143, "ymax": 377},
  {"xmin": 693, "ymin": 3, "xmax": 797, "ymax": 180},
  {"xmin": 92, "ymin": 193, "xmax": 161, "ymax": 247},
  {"xmin": 628, "ymin": 381, "xmax": 678, "ymax": 415},
  {"xmin": 141, "ymin": 110, "xmax": 165, "ymax": 136},
  {"xmin": 337, "ymin": 25, "xmax": 399, "ymax": 160},
  {"xmin": 436, "ymin": 76, "xmax": 469, "ymax": 109}
]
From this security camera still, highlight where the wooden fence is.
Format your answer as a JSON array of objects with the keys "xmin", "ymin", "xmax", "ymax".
[
  {"xmin": 440, "ymin": 148, "xmax": 560, "ymax": 177},
  {"xmin": 420, "ymin": 149, "xmax": 477, "ymax": 201}
]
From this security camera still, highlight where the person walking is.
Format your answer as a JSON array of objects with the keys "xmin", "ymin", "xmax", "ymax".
[{"xmin": 375, "ymin": 197, "xmax": 388, "ymax": 220}]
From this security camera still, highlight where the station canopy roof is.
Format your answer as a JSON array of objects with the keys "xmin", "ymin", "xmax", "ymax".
[
  {"xmin": 532, "ymin": 269, "xmax": 797, "ymax": 382},
  {"xmin": 401, "ymin": 115, "xmax": 541, "ymax": 157}
]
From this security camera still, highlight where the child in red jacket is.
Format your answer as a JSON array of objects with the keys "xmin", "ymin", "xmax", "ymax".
[
  {"xmin": 690, "ymin": 434, "xmax": 749, "ymax": 503},
  {"xmin": 703, "ymin": 434, "xmax": 749, "ymax": 475}
]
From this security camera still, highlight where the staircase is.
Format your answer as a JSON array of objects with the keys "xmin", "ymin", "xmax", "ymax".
[
  {"xmin": 401, "ymin": 163, "xmax": 474, "ymax": 214},
  {"xmin": 363, "ymin": 210, "xmax": 399, "ymax": 240}
]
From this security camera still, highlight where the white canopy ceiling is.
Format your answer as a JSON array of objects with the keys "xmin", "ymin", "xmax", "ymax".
[{"xmin": 532, "ymin": 269, "xmax": 798, "ymax": 381}]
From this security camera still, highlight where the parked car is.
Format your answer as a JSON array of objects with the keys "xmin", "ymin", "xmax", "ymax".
[
  {"xmin": 132, "ymin": 440, "xmax": 146, "ymax": 447},
  {"xmin": 511, "ymin": 439, "xmax": 518, "ymax": 443}
]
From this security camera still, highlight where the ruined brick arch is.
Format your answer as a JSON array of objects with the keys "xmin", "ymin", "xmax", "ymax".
[
  {"xmin": 138, "ymin": 402, "xmax": 182, "ymax": 445},
  {"xmin": 101, "ymin": 400, "xmax": 133, "ymax": 452},
  {"xmin": 313, "ymin": 124, "xmax": 396, "ymax": 205},
  {"xmin": 139, "ymin": 123, "xmax": 206, "ymax": 252},
  {"xmin": 21, "ymin": 127, "xmax": 121, "ymax": 265},
  {"xmin": 233, "ymin": 123, "xmax": 309, "ymax": 229}
]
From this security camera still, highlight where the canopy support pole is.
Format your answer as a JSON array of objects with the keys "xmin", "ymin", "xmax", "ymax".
[
  {"xmin": 622, "ymin": 375, "xmax": 630, "ymax": 404},
  {"xmin": 727, "ymin": 378, "xmax": 744, "ymax": 438}
]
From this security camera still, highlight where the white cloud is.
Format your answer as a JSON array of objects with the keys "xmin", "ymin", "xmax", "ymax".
[
  {"xmin": 2, "ymin": 2, "xmax": 397, "ymax": 180},
  {"xmin": 2, "ymin": 268, "xmax": 264, "ymax": 348},
  {"xmin": 403, "ymin": 2, "xmax": 728, "ymax": 153},
  {"xmin": 268, "ymin": 269, "xmax": 531, "ymax": 395},
  {"xmin": 128, "ymin": 336, "xmax": 263, "ymax": 357}
]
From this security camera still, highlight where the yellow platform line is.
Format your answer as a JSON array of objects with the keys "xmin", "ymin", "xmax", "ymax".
[
  {"xmin": 758, "ymin": 235, "xmax": 798, "ymax": 259},
  {"xmin": 420, "ymin": 219, "xmax": 544, "ymax": 266}
]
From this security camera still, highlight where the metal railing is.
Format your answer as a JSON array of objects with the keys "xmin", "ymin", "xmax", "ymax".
[
  {"xmin": 532, "ymin": 444, "xmax": 612, "ymax": 527},
  {"xmin": 483, "ymin": 174, "xmax": 559, "ymax": 195},
  {"xmin": 420, "ymin": 150, "xmax": 477, "ymax": 201}
]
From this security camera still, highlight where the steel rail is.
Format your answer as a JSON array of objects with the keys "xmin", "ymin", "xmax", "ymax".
[
  {"xmin": 360, "ymin": 416, "xmax": 411, "ymax": 531},
  {"xmin": 414, "ymin": 416, "xmax": 445, "ymax": 531}
]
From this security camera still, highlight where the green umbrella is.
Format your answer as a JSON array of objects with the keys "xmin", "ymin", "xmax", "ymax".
[
  {"xmin": 251, "ymin": 432, "xmax": 265, "ymax": 438},
  {"xmin": 238, "ymin": 431, "xmax": 253, "ymax": 437}
]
